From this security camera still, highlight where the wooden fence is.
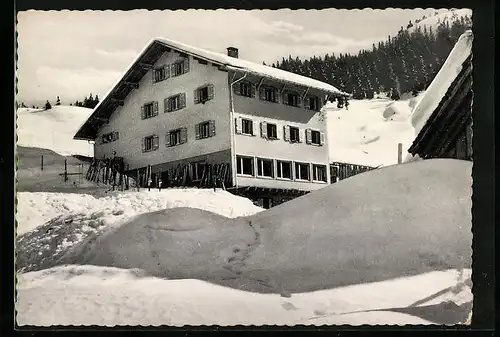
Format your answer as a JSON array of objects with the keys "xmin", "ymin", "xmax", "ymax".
[
  {"xmin": 136, "ymin": 162, "xmax": 232, "ymax": 190},
  {"xmin": 86, "ymin": 157, "xmax": 130, "ymax": 190},
  {"xmin": 330, "ymin": 162, "xmax": 377, "ymax": 183}
]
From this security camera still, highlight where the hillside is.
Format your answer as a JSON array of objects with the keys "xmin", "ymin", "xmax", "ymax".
[
  {"xmin": 17, "ymin": 106, "xmax": 94, "ymax": 157},
  {"xmin": 326, "ymin": 93, "xmax": 424, "ymax": 167},
  {"xmin": 409, "ymin": 9, "xmax": 472, "ymax": 33}
]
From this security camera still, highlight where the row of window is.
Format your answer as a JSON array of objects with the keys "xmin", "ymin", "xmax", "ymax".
[
  {"xmin": 236, "ymin": 155, "xmax": 328, "ymax": 183},
  {"xmin": 141, "ymin": 84, "xmax": 215, "ymax": 120},
  {"xmin": 141, "ymin": 120, "xmax": 216, "ymax": 152},
  {"xmin": 234, "ymin": 81, "xmax": 322, "ymax": 111},
  {"xmin": 153, "ymin": 58, "xmax": 190, "ymax": 83},
  {"xmin": 235, "ymin": 117, "xmax": 325, "ymax": 146}
]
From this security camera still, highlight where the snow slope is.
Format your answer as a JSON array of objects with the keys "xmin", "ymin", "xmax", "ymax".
[
  {"xmin": 326, "ymin": 93, "xmax": 424, "ymax": 167},
  {"xmin": 16, "ymin": 264, "xmax": 471, "ymax": 326},
  {"xmin": 411, "ymin": 30, "xmax": 473, "ymax": 136},
  {"xmin": 16, "ymin": 189, "xmax": 264, "ymax": 236},
  {"xmin": 17, "ymin": 106, "xmax": 94, "ymax": 157}
]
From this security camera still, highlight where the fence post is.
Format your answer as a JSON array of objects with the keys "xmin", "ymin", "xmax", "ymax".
[
  {"xmin": 397, "ymin": 143, "xmax": 403, "ymax": 164},
  {"xmin": 64, "ymin": 159, "xmax": 68, "ymax": 182},
  {"xmin": 41, "ymin": 154, "xmax": 44, "ymax": 171}
]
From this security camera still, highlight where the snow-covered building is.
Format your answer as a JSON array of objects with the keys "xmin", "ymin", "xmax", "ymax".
[
  {"xmin": 74, "ymin": 37, "xmax": 349, "ymax": 208},
  {"xmin": 408, "ymin": 30, "xmax": 473, "ymax": 161}
]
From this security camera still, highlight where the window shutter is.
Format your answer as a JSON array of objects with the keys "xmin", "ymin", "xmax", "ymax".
[
  {"xmin": 304, "ymin": 96, "xmax": 310, "ymax": 110},
  {"xmin": 283, "ymin": 125, "xmax": 290, "ymax": 142},
  {"xmin": 194, "ymin": 89, "xmax": 200, "ymax": 104},
  {"xmin": 180, "ymin": 127, "xmax": 188, "ymax": 144},
  {"xmin": 171, "ymin": 64, "xmax": 176, "ymax": 77},
  {"xmin": 179, "ymin": 93, "xmax": 186, "ymax": 109},
  {"xmin": 165, "ymin": 133, "xmax": 171, "ymax": 147},
  {"xmin": 140, "ymin": 105, "xmax": 146, "ymax": 119},
  {"xmin": 164, "ymin": 97, "xmax": 169, "ymax": 112},
  {"xmin": 152, "ymin": 135, "xmax": 159, "ymax": 150},
  {"xmin": 195, "ymin": 123, "xmax": 201, "ymax": 140},
  {"xmin": 235, "ymin": 117, "xmax": 242, "ymax": 134},
  {"xmin": 251, "ymin": 83, "xmax": 256, "ymax": 97},
  {"xmin": 209, "ymin": 120, "xmax": 216, "ymax": 137},
  {"xmin": 259, "ymin": 87, "xmax": 266, "ymax": 100},
  {"xmin": 183, "ymin": 58, "xmax": 189, "ymax": 73},
  {"xmin": 233, "ymin": 83, "xmax": 241, "ymax": 95},
  {"xmin": 141, "ymin": 138, "xmax": 147, "ymax": 152},
  {"xmin": 297, "ymin": 95, "xmax": 302, "ymax": 107},
  {"xmin": 164, "ymin": 64, "xmax": 170, "ymax": 79},
  {"xmin": 260, "ymin": 122, "xmax": 268, "ymax": 138},
  {"xmin": 153, "ymin": 101, "xmax": 159, "ymax": 116},
  {"xmin": 207, "ymin": 84, "xmax": 215, "ymax": 100},
  {"xmin": 305, "ymin": 129, "xmax": 312, "ymax": 144},
  {"xmin": 299, "ymin": 129, "xmax": 305, "ymax": 143},
  {"xmin": 320, "ymin": 132, "xmax": 325, "ymax": 146}
]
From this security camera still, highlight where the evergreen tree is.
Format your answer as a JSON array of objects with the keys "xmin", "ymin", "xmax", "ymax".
[
  {"xmin": 56, "ymin": 96, "xmax": 61, "ymax": 105},
  {"xmin": 44, "ymin": 100, "xmax": 52, "ymax": 110}
]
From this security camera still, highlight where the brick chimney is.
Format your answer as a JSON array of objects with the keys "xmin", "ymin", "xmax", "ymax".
[{"xmin": 227, "ymin": 47, "xmax": 239, "ymax": 58}]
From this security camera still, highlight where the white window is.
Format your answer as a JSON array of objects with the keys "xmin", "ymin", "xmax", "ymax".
[
  {"xmin": 260, "ymin": 122, "xmax": 278, "ymax": 139},
  {"xmin": 239, "ymin": 82, "xmax": 253, "ymax": 97},
  {"xmin": 277, "ymin": 160, "xmax": 292, "ymax": 179},
  {"xmin": 166, "ymin": 128, "xmax": 188, "ymax": 147},
  {"xmin": 295, "ymin": 162, "xmax": 310, "ymax": 181},
  {"xmin": 306, "ymin": 129, "xmax": 325, "ymax": 146},
  {"xmin": 153, "ymin": 65, "xmax": 169, "ymax": 83},
  {"xmin": 165, "ymin": 93, "xmax": 186, "ymax": 112},
  {"xmin": 172, "ymin": 59, "xmax": 189, "ymax": 77},
  {"xmin": 196, "ymin": 120, "xmax": 216, "ymax": 139},
  {"xmin": 306, "ymin": 95, "xmax": 320, "ymax": 111},
  {"xmin": 290, "ymin": 126, "xmax": 300, "ymax": 143},
  {"xmin": 260, "ymin": 86, "xmax": 277, "ymax": 102},
  {"xmin": 236, "ymin": 156, "xmax": 254, "ymax": 176},
  {"xmin": 194, "ymin": 84, "xmax": 214, "ymax": 104},
  {"xmin": 242, "ymin": 119, "xmax": 253, "ymax": 135},
  {"xmin": 257, "ymin": 158, "xmax": 274, "ymax": 178},
  {"xmin": 102, "ymin": 131, "xmax": 119, "ymax": 144},
  {"xmin": 313, "ymin": 164, "xmax": 327, "ymax": 182},
  {"xmin": 142, "ymin": 135, "xmax": 159, "ymax": 152},
  {"xmin": 284, "ymin": 92, "xmax": 300, "ymax": 107},
  {"xmin": 141, "ymin": 101, "xmax": 158, "ymax": 120}
]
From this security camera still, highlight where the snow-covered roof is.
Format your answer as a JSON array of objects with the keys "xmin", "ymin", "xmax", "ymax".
[
  {"xmin": 74, "ymin": 37, "xmax": 348, "ymax": 141},
  {"xmin": 410, "ymin": 30, "xmax": 473, "ymax": 136},
  {"xmin": 153, "ymin": 37, "xmax": 348, "ymax": 96}
]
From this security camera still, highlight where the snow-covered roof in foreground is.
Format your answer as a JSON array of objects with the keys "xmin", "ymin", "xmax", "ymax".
[
  {"xmin": 411, "ymin": 30, "xmax": 473, "ymax": 136},
  {"xmin": 153, "ymin": 37, "xmax": 348, "ymax": 96}
]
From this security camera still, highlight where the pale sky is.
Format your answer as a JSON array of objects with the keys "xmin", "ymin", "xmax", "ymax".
[{"xmin": 16, "ymin": 9, "xmax": 445, "ymax": 106}]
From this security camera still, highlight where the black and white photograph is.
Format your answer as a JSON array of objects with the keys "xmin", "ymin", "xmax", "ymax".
[{"xmin": 15, "ymin": 8, "xmax": 474, "ymax": 326}]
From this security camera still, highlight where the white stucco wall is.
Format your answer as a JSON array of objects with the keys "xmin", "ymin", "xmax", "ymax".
[{"xmin": 94, "ymin": 51, "xmax": 231, "ymax": 171}]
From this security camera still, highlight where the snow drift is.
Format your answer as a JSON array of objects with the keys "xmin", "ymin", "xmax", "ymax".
[
  {"xmin": 17, "ymin": 106, "xmax": 94, "ymax": 157},
  {"xmin": 16, "ymin": 264, "xmax": 471, "ymax": 326},
  {"xmin": 18, "ymin": 159, "xmax": 471, "ymax": 296},
  {"xmin": 16, "ymin": 189, "xmax": 264, "ymax": 236}
]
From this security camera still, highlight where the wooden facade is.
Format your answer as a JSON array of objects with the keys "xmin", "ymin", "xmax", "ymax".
[{"xmin": 408, "ymin": 55, "xmax": 473, "ymax": 161}]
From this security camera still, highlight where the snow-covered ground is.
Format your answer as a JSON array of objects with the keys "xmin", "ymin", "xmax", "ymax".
[
  {"xmin": 16, "ymin": 106, "xmax": 94, "ymax": 157},
  {"xmin": 410, "ymin": 8, "xmax": 472, "ymax": 34},
  {"xmin": 16, "ymin": 188, "xmax": 263, "ymax": 235},
  {"xmin": 326, "ymin": 93, "xmax": 424, "ymax": 167},
  {"xmin": 16, "ymin": 159, "xmax": 472, "ymax": 326},
  {"xmin": 16, "ymin": 265, "xmax": 471, "ymax": 326}
]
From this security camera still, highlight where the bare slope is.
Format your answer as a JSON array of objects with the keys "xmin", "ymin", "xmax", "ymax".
[{"xmin": 18, "ymin": 159, "xmax": 472, "ymax": 294}]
